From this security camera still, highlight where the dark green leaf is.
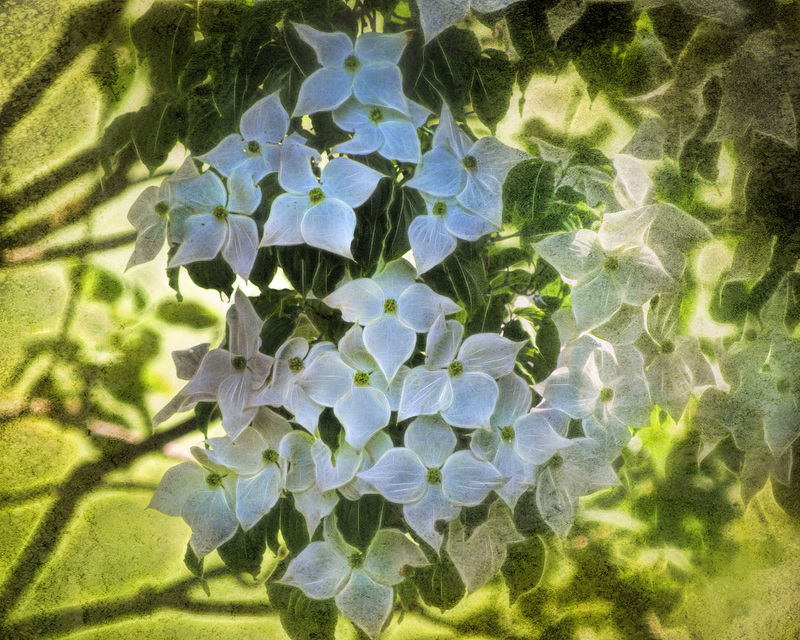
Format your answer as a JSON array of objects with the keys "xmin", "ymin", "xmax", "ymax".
[
  {"xmin": 156, "ymin": 300, "xmax": 218, "ymax": 328},
  {"xmin": 217, "ymin": 515, "xmax": 272, "ymax": 578},
  {"xmin": 99, "ymin": 112, "xmax": 137, "ymax": 174},
  {"xmin": 194, "ymin": 402, "xmax": 215, "ymax": 439},
  {"xmin": 268, "ymin": 585, "xmax": 338, "ymax": 640},
  {"xmin": 83, "ymin": 266, "xmax": 123, "ymax": 304},
  {"xmin": 184, "ymin": 543, "xmax": 211, "ymax": 597},
  {"xmin": 185, "ymin": 253, "xmax": 237, "ymax": 297},
  {"xmin": 423, "ymin": 242, "xmax": 489, "ymax": 315},
  {"xmin": 131, "ymin": 94, "xmax": 185, "ymax": 173},
  {"xmin": 280, "ymin": 495, "xmax": 311, "ymax": 554},
  {"xmin": 471, "ymin": 49, "xmax": 515, "ymax": 134},
  {"xmin": 501, "ymin": 535, "xmax": 545, "ymax": 604},
  {"xmin": 334, "ymin": 494, "xmax": 384, "ymax": 551},
  {"xmin": 130, "ymin": 2, "xmax": 195, "ymax": 92},
  {"xmin": 413, "ymin": 551, "xmax": 465, "ymax": 612}
]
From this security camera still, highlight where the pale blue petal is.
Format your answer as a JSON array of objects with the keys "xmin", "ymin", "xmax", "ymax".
[
  {"xmin": 458, "ymin": 172, "xmax": 504, "ymax": 227},
  {"xmin": 442, "ymin": 371, "xmax": 498, "ymax": 428},
  {"xmin": 293, "ymin": 67, "xmax": 353, "ymax": 116},
  {"xmin": 441, "ymin": 450, "xmax": 506, "ymax": 506},
  {"xmin": 321, "ymin": 157, "xmax": 383, "ymax": 208},
  {"xmin": 425, "ymin": 314, "xmax": 464, "ymax": 369},
  {"xmin": 432, "ymin": 103, "xmax": 471, "ymax": 158},
  {"xmin": 332, "ymin": 97, "xmax": 372, "ymax": 130},
  {"xmin": 333, "ymin": 126, "xmax": 382, "ymax": 156},
  {"xmin": 149, "ymin": 462, "xmax": 206, "ymax": 517},
  {"xmin": 196, "ymin": 134, "xmax": 247, "ymax": 177},
  {"xmin": 222, "ymin": 214, "xmax": 259, "ymax": 279},
  {"xmin": 260, "ymin": 194, "xmax": 307, "ymax": 247},
  {"xmin": 397, "ymin": 283, "xmax": 461, "ymax": 332},
  {"xmin": 444, "ymin": 204, "xmax": 496, "ymax": 240},
  {"xmin": 126, "ymin": 221, "xmax": 166, "ymax": 270},
  {"xmin": 372, "ymin": 258, "xmax": 416, "ymax": 298},
  {"xmin": 357, "ymin": 447, "xmax": 428, "ymax": 503},
  {"xmin": 227, "ymin": 289, "xmax": 263, "ymax": 360},
  {"xmin": 470, "ymin": 428, "xmax": 499, "ymax": 462},
  {"xmin": 491, "ymin": 373, "xmax": 532, "ymax": 429},
  {"xmin": 302, "ymin": 352, "xmax": 354, "ymax": 406},
  {"xmin": 494, "ymin": 445, "xmax": 530, "ymax": 509},
  {"xmin": 458, "ymin": 333, "xmax": 523, "ymax": 378},
  {"xmin": 353, "ymin": 61, "xmax": 409, "ymax": 115},
  {"xmin": 240, "ymin": 92, "xmax": 289, "ymax": 144},
  {"xmin": 405, "ymin": 414, "xmax": 457, "ymax": 467},
  {"xmin": 294, "ymin": 23, "xmax": 354, "ymax": 68},
  {"xmin": 408, "ymin": 215, "xmax": 457, "ymax": 275},
  {"xmin": 219, "ymin": 370, "xmax": 258, "ymax": 438},
  {"xmin": 417, "ymin": 0, "xmax": 469, "ymax": 43},
  {"xmin": 294, "ymin": 486, "xmax": 338, "ymax": 538},
  {"xmin": 363, "ymin": 315, "xmax": 416, "ymax": 382},
  {"xmin": 335, "ymin": 570, "xmax": 394, "ymax": 639},
  {"xmin": 172, "ymin": 171, "xmax": 227, "ymax": 212},
  {"xmin": 228, "ymin": 159, "xmax": 268, "ymax": 214},
  {"xmin": 183, "ymin": 489, "xmax": 239, "ymax": 558},
  {"xmin": 402, "ymin": 485, "xmax": 460, "ymax": 552},
  {"xmin": 397, "ymin": 367, "xmax": 452, "ymax": 420},
  {"xmin": 335, "ymin": 387, "xmax": 391, "ymax": 450},
  {"xmin": 355, "ymin": 31, "xmax": 407, "ymax": 65},
  {"xmin": 471, "ymin": 136, "xmax": 530, "ymax": 184},
  {"xmin": 406, "ymin": 148, "xmax": 468, "ymax": 197},
  {"xmin": 278, "ymin": 137, "xmax": 320, "ymax": 194},
  {"xmin": 323, "ymin": 278, "xmax": 384, "ymax": 325},
  {"xmin": 236, "ymin": 466, "xmax": 282, "ymax": 530},
  {"xmin": 279, "ymin": 430, "xmax": 316, "ymax": 492},
  {"xmin": 168, "ymin": 214, "xmax": 226, "ymax": 267},
  {"xmin": 301, "ymin": 198, "xmax": 357, "ymax": 258},
  {"xmin": 513, "ymin": 413, "xmax": 571, "ymax": 465},
  {"xmin": 280, "ymin": 540, "xmax": 351, "ymax": 599},
  {"xmin": 409, "ymin": 99, "xmax": 431, "ymax": 127},
  {"xmin": 378, "ymin": 120, "xmax": 421, "ymax": 163}
]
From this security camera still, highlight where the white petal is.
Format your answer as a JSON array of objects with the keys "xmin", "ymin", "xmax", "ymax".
[
  {"xmin": 294, "ymin": 485, "xmax": 339, "ymax": 538},
  {"xmin": 397, "ymin": 367, "xmax": 452, "ymax": 420},
  {"xmin": 364, "ymin": 529, "xmax": 428, "ymax": 586},
  {"xmin": 470, "ymin": 136, "xmax": 531, "ymax": 185},
  {"xmin": 372, "ymin": 258, "xmax": 417, "ymax": 298},
  {"xmin": 323, "ymin": 278, "xmax": 385, "ymax": 324},
  {"xmin": 616, "ymin": 245, "xmax": 673, "ymax": 305},
  {"xmin": 236, "ymin": 466, "xmax": 282, "ymax": 529},
  {"xmin": 222, "ymin": 214, "xmax": 259, "ymax": 279},
  {"xmin": 494, "ymin": 445, "xmax": 531, "ymax": 509},
  {"xmin": 149, "ymin": 462, "xmax": 206, "ymax": 517},
  {"xmin": 127, "ymin": 185, "xmax": 161, "ymax": 231},
  {"xmin": 513, "ymin": 412, "xmax": 571, "ymax": 465},
  {"xmin": 301, "ymin": 351, "xmax": 354, "ymax": 406},
  {"xmin": 227, "ymin": 160, "xmax": 267, "ymax": 215},
  {"xmin": 219, "ymin": 371, "xmax": 258, "ymax": 438},
  {"xmin": 335, "ymin": 570, "xmax": 393, "ymax": 639},
  {"xmin": 406, "ymin": 148, "xmax": 467, "ymax": 197},
  {"xmin": 398, "ymin": 283, "xmax": 462, "ymax": 332},
  {"xmin": 278, "ymin": 137, "xmax": 320, "ymax": 194},
  {"xmin": 534, "ymin": 229, "xmax": 604, "ymax": 282},
  {"xmin": 260, "ymin": 194, "xmax": 308, "ymax": 247},
  {"xmin": 172, "ymin": 343, "xmax": 210, "ymax": 381},
  {"xmin": 182, "ymin": 348, "xmax": 233, "ymax": 397},
  {"xmin": 405, "ymin": 414, "xmax": 457, "ymax": 467},
  {"xmin": 441, "ymin": 450, "xmax": 506, "ymax": 506},
  {"xmin": 313, "ymin": 439, "xmax": 363, "ymax": 490},
  {"xmin": 442, "ymin": 372, "xmax": 499, "ymax": 428},
  {"xmin": 535, "ymin": 467, "xmax": 576, "ymax": 539},
  {"xmin": 457, "ymin": 171, "xmax": 504, "ymax": 227},
  {"xmin": 333, "ymin": 125, "xmax": 382, "ymax": 156},
  {"xmin": 432, "ymin": 102, "xmax": 471, "ymax": 158},
  {"xmin": 417, "ymin": 0, "xmax": 468, "ymax": 42},
  {"xmin": 491, "ymin": 373, "xmax": 532, "ymax": 428},
  {"xmin": 301, "ymin": 198, "xmax": 356, "ymax": 258},
  {"xmin": 285, "ymin": 383, "xmax": 326, "ymax": 431},
  {"xmin": 355, "ymin": 31, "xmax": 407, "ymax": 65},
  {"xmin": 294, "ymin": 23, "xmax": 354, "ymax": 67},
  {"xmin": 228, "ymin": 289, "xmax": 264, "ymax": 360},
  {"xmin": 533, "ymin": 367, "xmax": 597, "ymax": 419},
  {"xmin": 571, "ymin": 270, "xmax": 624, "ymax": 331},
  {"xmin": 425, "ymin": 315, "xmax": 464, "ymax": 369},
  {"xmin": 168, "ymin": 214, "xmax": 226, "ymax": 267},
  {"xmin": 372, "ymin": 365, "xmax": 409, "ymax": 411},
  {"xmin": 612, "ymin": 153, "xmax": 654, "ymax": 208},
  {"xmin": 353, "ymin": 61, "xmax": 409, "ymax": 115},
  {"xmin": 357, "ymin": 447, "xmax": 428, "ymax": 503},
  {"xmin": 378, "ymin": 119, "xmax": 422, "ymax": 163},
  {"xmin": 172, "ymin": 171, "xmax": 227, "ymax": 212},
  {"xmin": 126, "ymin": 222, "xmax": 166, "ymax": 270},
  {"xmin": 183, "ymin": 489, "xmax": 239, "ymax": 558},
  {"xmin": 647, "ymin": 354, "xmax": 692, "ymax": 419},
  {"xmin": 293, "ymin": 67, "xmax": 353, "ymax": 116},
  {"xmin": 408, "ymin": 214, "xmax": 457, "ymax": 275},
  {"xmin": 458, "ymin": 333, "xmax": 523, "ymax": 378},
  {"xmin": 335, "ymin": 387, "xmax": 391, "ymax": 450},
  {"xmin": 444, "ymin": 204, "xmax": 497, "ymax": 240},
  {"xmin": 240, "ymin": 92, "xmax": 289, "ymax": 144},
  {"xmin": 363, "ymin": 315, "xmax": 416, "ymax": 381},
  {"xmin": 321, "ymin": 157, "xmax": 383, "ymax": 208},
  {"xmin": 338, "ymin": 324, "xmax": 379, "ymax": 372},
  {"xmin": 403, "ymin": 484, "xmax": 460, "ymax": 552},
  {"xmin": 280, "ymin": 540, "xmax": 351, "ymax": 599},
  {"xmin": 279, "ymin": 431, "xmax": 316, "ymax": 492}
]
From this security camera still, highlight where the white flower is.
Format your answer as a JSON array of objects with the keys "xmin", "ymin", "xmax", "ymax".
[
  {"xmin": 280, "ymin": 516, "xmax": 427, "ymax": 638},
  {"xmin": 168, "ymin": 170, "xmax": 260, "ymax": 279},
  {"xmin": 323, "ymin": 258, "xmax": 461, "ymax": 380},
  {"xmin": 415, "ymin": 0, "xmax": 526, "ymax": 43},
  {"xmin": 406, "ymin": 102, "xmax": 530, "ymax": 229},
  {"xmin": 260, "ymin": 136, "xmax": 383, "ymax": 258},
  {"xmin": 148, "ymin": 446, "xmax": 238, "ymax": 558},
  {"xmin": 196, "ymin": 92, "xmax": 289, "ymax": 214},
  {"xmin": 358, "ymin": 415, "xmax": 507, "ymax": 551},
  {"xmin": 292, "ymin": 25, "xmax": 411, "ymax": 116},
  {"xmin": 398, "ymin": 313, "xmax": 524, "ymax": 428}
]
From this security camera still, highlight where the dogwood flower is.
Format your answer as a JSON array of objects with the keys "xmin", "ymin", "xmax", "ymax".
[
  {"xmin": 196, "ymin": 92, "xmax": 289, "ymax": 214},
  {"xmin": 332, "ymin": 97, "xmax": 430, "ymax": 163},
  {"xmin": 280, "ymin": 516, "xmax": 427, "ymax": 637},
  {"xmin": 323, "ymin": 259, "xmax": 461, "ymax": 380},
  {"xmin": 292, "ymin": 25, "xmax": 410, "ymax": 117},
  {"xmin": 260, "ymin": 136, "xmax": 383, "ymax": 258},
  {"xmin": 148, "ymin": 446, "xmax": 238, "ymax": 558},
  {"xmin": 125, "ymin": 156, "xmax": 198, "ymax": 270},
  {"xmin": 406, "ymin": 103, "xmax": 529, "ymax": 229},
  {"xmin": 416, "ymin": 0, "xmax": 526, "ymax": 42},
  {"xmin": 359, "ymin": 415, "xmax": 507, "ymax": 551},
  {"xmin": 168, "ymin": 170, "xmax": 260, "ymax": 279},
  {"xmin": 205, "ymin": 408, "xmax": 291, "ymax": 530},
  {"xmin": 398, "ymin": 313, "xmax": 523, "ymax": 428}
]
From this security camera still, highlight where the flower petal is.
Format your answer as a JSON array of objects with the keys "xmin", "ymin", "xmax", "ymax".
[
  {"xmin": 333, "ymin": 125, "xmax": 382, "ymax": 156},
  {"xmin": 398, "ymin": 283, "xmax": 462, "ymax": 332},
  {"xmin": 302, "ymin": 352, "xmax": 355, "ymax": 406},
  {"xmin": 372, "ymin": 258, "xmax": 417, "ymax": 298},
  {"xmin": 335, "ymin": 570, "xmax": 393, "ymax": 639},
  {"xmin": 168, "ymin": 214, "xmax": 226, "ymax": 268},
  {"xmin": 236, "ymin": 466, "xmax": 282, "ymax": 530},
  {"xmin": 432, "ymin": 103, "xmax": 471, "ymax": 158},
  {"xmin": 571, "ymin": 270, "xmax": 624, "ymax": 331},
  {"xmin": 335, "ymin": 386, "xmax": 391, "ymax": 450},
  {"xmin": 353, "ymin": 61, "xmax": 409, "ymax": 115},
  {"xmin": 279, "ymin": 430, "xmax": 316, "ymax": 492},
  {"xmin": 278, "ymin": 136, "xmax": 321, "ymax": 194},
  {"xmin": 402, "ymin": 484, "xmax": 460, "ymax": 552},
  {"xmin": 260, "ymin": 194, "xmax": 308, "ymax": 247},
  {"xmin": 397, "ymin": 367, "xmax": 452, "ymax": 420},
  {"xmin": 149, "ymin": 462, "xmax": 206, "ymax": 517},
  {"xmin": 355, "ymin": 31, "xmax": 407, "ymax": 65},
  {"xmin": 408, "ymin": 214, "xmax": 457, "ymax": 275},
  {"xmin": 406, "ymin": 148, "xmax": 467, "ymax": 197},
  {"xmin": 294, "ymin": 23, "xmax": 354, "ymax": 68},
  {"xmin": 458, "ymin": 333, "xmax": 523, "ymax": 378},
  {"xmin": 357, "ymin": 447, "xmax": 428, "ymax": 503},
  {"xmin": 364, "ymin": 529, "xmax": 428, "ymax": 586},
  {"xmin": 441, "ymin": 450, "xmax": 506, "ymax": 506},
  {"xmin": 280, "ymin": 540, "xmax": 351, "ymax": 599},
  {"xmin": 301, "ymin": 198, "xmax": 357, "ymax": 258},
  {"xmin": 227, "ymin": 160, "xmax": 267, "ymax": 215},
  {"xmin": 294, "ymin": 67, "xmax": 353, "ymax": 116},
  {"xmin": 363, "ymin": 315, "xmax": 416, "ymax": 382},
  {"xmin": 182, "ymin": 489, "xmax": 239, "ymax": 558},
  {"xmin": 513, "ymin": 411, "xmax": 571, "ymax": 465},
  {"xmin": 240, "ymin": 92, "xmax": 289, "ymax": 144},
  {"xmin": 294, "ymin": 485, "xmax": 339, "ymax": 538},
  {"xmin": 534, "ymin": 229, "xmax": 604, "ymax": 282},
  {"xmin": 172, "ymin": 171, "xmax": 227, "ymax": 212},
  {"xmin": 425, "ymin": 314, "xmax": 463, "ymax": 368},
  {"xmin": 321, "ymin": 157, "xmax": 383, "ymax": 208},
  {"xmin": 218, "ymin": 371, "xmax": 258, "ymax": 438},
  {"xmin": 323, "ymin": 278, "xmax": 385, "ymax": 324},
  {"xmin": 126, "ymin": 222, "xmax": 166, "ymax": 270},
  {"xmin": 313, "ymin": 439, "xmax": 363, "ymax": 490},
  {"xmin": 197, "ymin": 134, "xmax": 247, "ymax": 177},
  {"xmin": 444, "ymin": 204, "xmax": 496, "ymax": 240},
  {"xmin": 227, "ymin": 289, "xmax": 263, "ymax": 360},
  {"xmin": 442, "ymin": 372, "xmax": 499, "ymax": 428},
  {"xmin": 378, "ymin": 119, "xmax": 422, "ymax": 163},
  {"xmin": 222, "ymin": 214, "xmax": 259, "ymax": 279},
  {"xmin": 405, "ymin": 414, "xmax": 457, "ymax": 467},
  {"xmin": 491, "ymin": 373, "xmax": 532, "ymax": 429},
  {"xmin": 536, "ymin": 467, "xmax": 576, "ymax": 539}
]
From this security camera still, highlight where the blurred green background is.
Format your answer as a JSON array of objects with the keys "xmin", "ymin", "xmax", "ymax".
[{"xmin": 2, "ymin": 1, "xmax": 800, "ymax": 639}]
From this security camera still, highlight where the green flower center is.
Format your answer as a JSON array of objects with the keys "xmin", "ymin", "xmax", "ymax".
[
  {"xmin": 354, "ymin": 371, "xmax": 371, "ymax": 387},
  {"xmin": 206, "ymin": 472, "xmax": 224, "ymax": 488},
  {"xmin": 604, "ymin": 256, "xmax": 620, "ymax": 273},
  {"xmin": 448, "ymin": 360, "xmax": 464, "ymax": 377},
  {"xmin": 348, "ymin": 551, "xmax": 364, "ymax": 569},
  {"xmin": 383, "ymin": 298, "xmax": 398, "ymax": 314},
  {"xmin": 247, "ymin": 140, "xmax": 261, "ymax": 154},
  {"xmin": 308, "ymin": 187, "xmax": 325, "ymax": 204},
  {"xmin": 659, "ymin": 340, "xmax": 675, "ymax": 355},
  {"xmin": 599, "ymin": 387, "xmax": 614, "ymax": 403},
  {"xmin": 288, "ymin": 356, "xmax": 304, "ymax": 373},
  {"xmin": 548, "ymin": 453, "xmax": 563, "ymax": 470},
  {"xmin": 462, "ymin": 155, "xmax": 477, "ymax": 171},
  {"xmin": 369, "ymin": 107, "xmax": 384, "ymax": 124},
  {"xmin": 500, "ymin": 425, "xmax": 515, "ymax": 442},
  {"xmin": 262, "ymin": 448, "xmax": 279, "ymax": 464},
  {"xmin": 777, "ymin": 378, "xmax": 790, "ymax": 394},
  {"xmin": 154, "ymin": 200, "xmax": 170, "ymax": 216},
  {"xmin": 432, "ymin": 201, "xmax": 447, "ymax": 217},
  {"xmin": 232, "ymin": 356, "xmax": 247, "ymax": 371},
  {"xmin": 427, "ymin": 467, "xmax": 442, "ymax": 484},
  {"xmin": 213, "ymin": 205, "xmax": 228, "ymax": 220},
  {"xmin": 344, "ymin": 55, "xmax": 360, "ymax": 72}
]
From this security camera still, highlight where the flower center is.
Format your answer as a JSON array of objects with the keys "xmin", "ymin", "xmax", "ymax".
[
  {"xmin": 354, "ymin": 371, "xmax": 370, "ymax": 387},
  {"xmin": 500, "ymin": 425, "xmax": 515, "ymax": 442},
  {"xmin": 262, "ymin": 448, "xmax": 279, "ymax": 464},
  {"xmin": 432, "ymin": 201, "xmax": 447, "ymax": 217},
  {"xmin": 348, "ymin": 551, "xmax": 364, "ymax": 568},
  {"xmin": 448, "ymin": 360, "xmax": 463, "ymax": 377},
  {"xmin": 599, "ymin": 387, "xmax": 614, "ymax": 403},
  {"xmin": 232, "ymin": 356, "xmax": 247, "ymax": 371},
  {"xmin": 604, "ymin": 256, "xmax": 620, "ymax": 273},
  {"xmin": 369, "ymin": 107, "xmax": 384, "ymax": 124},
  {"xmin": 548, "ymin": 453, "xmax": 563, "ymax": 470},
  {"xmin": 777, "ymin": 378, "xmax": 790, "ymax": 394},
  {"xmin": 383, "ymin": 298, "xmax": 397, "ymax": 314},
  {"xmin": 247, "ymin": 139, "xmax": 261, "ymax": 154},
  {"xmin": 205, "ymin": 472, "xmax": 224, "ymax": 488},
  {"xmin": 343, "ymin": 55, "xmax": 360, "ymax": 72},
  {"xmin": 426, "ymin": 467, "xmax": 442, "ymax": 484},
  {"xmin": 659, "ymin": 340, "xmax": 675, "ymax": 355},
  {"xmin": 213, "ymin": 205, "xmax": 228, "ymax": 220},
  {"xmin": 154, "ymin": 200, "xmax": 170, "ymax": 216},
  {"xmin": 462, "ymin": 155, "xmax": 477, "ymax": 171},
  {"xmin": 288, "ymin": 356, "xmax": 304, "ymax": 373},
  {"xmin": 308, "ymin": 187, "xmax": 325, "ymax": 204}
]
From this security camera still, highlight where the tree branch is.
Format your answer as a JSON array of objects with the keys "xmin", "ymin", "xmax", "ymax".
[{"xmin": 1, "ymin": 231, "xmax": 136, "ymax": 268}]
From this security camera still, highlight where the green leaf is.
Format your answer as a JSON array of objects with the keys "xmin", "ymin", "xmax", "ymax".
[
  {"xmin": 130, "ymin": 2, "xmax": 195, "ymax": 92},
  {"xmin": 184, "ymin": 543, "xmax": 211, "ymax": 597},
  {"xmin": 334, "ymin": 494, "xmax": 384, "ymax": 551},
  {"xmin": 83, "ymin": 266, "xmax": 123, "ymax": 304},
  {"xmin": 217, "ymin": 516, "xmax": 272, "ymax": 578},
  {"xmin": 501, "ymin": 535, "xmax": 545, "ymax": 604},
  {"xmin": 471, "ymin": 49, "xmax": 515, "ymax": 134},
  {"xmin": 185, "ymin": 253, "xmax": 237, "ymax": 297},
  {"xmin": 131, "ymin": 94, "xmax": 185, "ymax": 173},
  {"xmin": 423, "ymin": 242, "xmax": 488, "ymax": 315},
  {"xmin": 268, "ymin": 585, "xmax": 338, "ymax": 640},
  {"xmin": 413, "ymin": 551, "xmax": 466, "ymax": 612},
  {"xmin": 504, "ymin": 160, "xmax": 556, "ymax": 235},
  {"xmin": 194, "ymin": 402, "xmax": 215, "ymax": 439},
  {"xmin": 156, "ymin": 300, "xmax": 218, "ymax": 328},
  {"xmin": 278, "ymin": 246, "xmax": 347, "ymax": 298},
  {"xmin": 280, "ymin": 495, "xmax": 311, "ymax": 554},
  {"xmin": 99, "ymin": 112, "xmax": 137, "ymax": 174}
]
